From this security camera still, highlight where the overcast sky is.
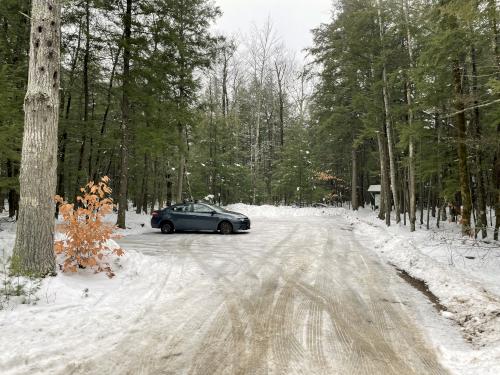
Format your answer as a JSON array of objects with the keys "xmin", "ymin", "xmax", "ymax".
[{"xmin": 213, "ymin": 0, "xmax": 333, "ymax": 61}]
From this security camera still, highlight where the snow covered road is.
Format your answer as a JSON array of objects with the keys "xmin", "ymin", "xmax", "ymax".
[{"xmin": 68, "ymin": 215, "xmax": 450, "ymax": 374}]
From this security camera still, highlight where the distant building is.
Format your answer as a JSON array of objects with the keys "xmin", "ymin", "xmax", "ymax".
[{"xmin": 368, "ymin": 185, "xmax": 381, "ymax": 209}]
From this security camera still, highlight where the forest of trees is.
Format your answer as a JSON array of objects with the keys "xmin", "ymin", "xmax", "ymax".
[
  {"xmin": 310, "ymin": 0, "xmax": 499, "ymax": 238},
  {"xmin": 0, "ymin": 0, "xmax": 499, "ymax": 240}
]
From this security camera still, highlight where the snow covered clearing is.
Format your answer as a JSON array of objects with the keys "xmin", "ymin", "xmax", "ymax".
[{"xmin": 0, "ymin": 206, "xmax": 498, "ymax": 374}]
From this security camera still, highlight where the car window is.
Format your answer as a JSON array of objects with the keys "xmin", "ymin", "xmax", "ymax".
[
  {"xmin": 172, "ymin": 205, "xmax": 188, "ymax": 212},
  {"xmin": 193, "ymin": 204, "xmax": 213, "ymax": 214}
]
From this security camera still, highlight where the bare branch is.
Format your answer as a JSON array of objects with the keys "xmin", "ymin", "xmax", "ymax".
[{"xmin": 446, "ymin": 98, "xmax": 500, "ymax": 117}]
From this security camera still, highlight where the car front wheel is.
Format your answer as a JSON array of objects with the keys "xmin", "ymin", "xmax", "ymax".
[
  {"xmin": 161, "ymin": 222, "xmax": 174, "ymax": 234},
  {"xmin": 219, "ymin": 221, "xmax": 233, "ymax": 235}
]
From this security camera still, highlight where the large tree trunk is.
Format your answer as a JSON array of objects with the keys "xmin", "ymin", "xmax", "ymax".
[
  {"xmin": 117, "ymin": 0, "xmax": 132, "ymax": 229},
  {"xmin": 402, "ymin": 0, "xmax": 416, "ymax": 231},
  {"xmin": 488, "ymin": 0, "xmax": 500, "ymax": 240},
  {"xmin": 12, "ymin": 0, "xmax": 60, "ymax": 276},
  {"xmin": 377, "ymin": 0, "xmax": 401, "ymax": 223},
  {"xmin": 470, "ymin": 43, "xmax": 488, "ymax": 238},
  {"xmin": 453, "ymin": 63, "xmax": 473, "ymax": 236}
]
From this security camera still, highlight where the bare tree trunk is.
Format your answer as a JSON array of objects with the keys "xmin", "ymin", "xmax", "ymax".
[
  {"xmin": 93, "ymin": 43, "xmax": 122, "ymax": 181},
  {"xmin": 166, "ymin": 171, "xmax": 173, "ymax": 206},
  {"xmin": 12, "ymin": 0, "xmax": 60, "ymax": 276},
  {"xmin": 453, "ymin": 63, "xmax": 473, "ymax": 236},
  {"xmin": 150, "ymin": 158, "xmax": 157, "ymax": 212},
  {"xmin": 403, "ymin": 167, "xmax": 408, "ymax": 226},
  {"xmin": 275, "ymin": 61, "xmax": 285, "ymax": 147},
  {"xmin": 136, "ymin": 154, "xmax": 147, "ymax": 214},
  {"xmin": 75, "ymin": 0, "xmax": 91, "ymax": 196},
  {"xmin": 117, "ymin": 0, "xmax": 132, "ymax": 229},
  {"xmin": 402, "ymin": 0, "xmax": 416, "ymax": 231},
  {"xmin": 352, "ymin": 148, "xmax": 359, "ymax": 210},
  {"xmin": 378, "ymin": 143, "xmax": 386, "ymax": 220},
  {"xmin": 470, "ymin": 43, "xmax": 488, "ymax": 238},
  {"xmin": 142, "ymin": 154, "xmax": 150, "ymax": 214},
  {"xmin": 58, "ymin": 19, "xmax": 82, "ymax": 204},
  {"xmin": 377, "ymin": 0, "xmax": 401, "ymax": 223},
  {"xmin": 426, "ymin": 178, "xmax": 432, "ymax": 230},
  {"xmin": 6, "ymin": 160, "xmax": 19, "ymax": 219},
  {"xmin": 377, "ymin": 131, "xmax": 391, "ymax": 226},
  {"xmin": 222, "ymin": 49, "xmax": 229, "ymax": 118},
  {"xmin": 176, "ymin": 124, "xmax": 186, "ymax": 203},
  {"xmin": 488, "ymin": 0, "xmax": 500, "ymax": 240},
  {"xmin": 494, "ymin": 166, "xmax": 499, "ymax": 244}
]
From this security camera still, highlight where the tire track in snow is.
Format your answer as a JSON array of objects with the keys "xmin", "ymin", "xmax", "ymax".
[{"xmin": 61, "ymin": 216, "xmax": 450, "ymax": 375}]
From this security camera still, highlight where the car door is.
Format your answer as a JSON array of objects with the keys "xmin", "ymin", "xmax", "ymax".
[
  {"xmin": 189, "ymin": 204, "xmax": 219, "ymax": 231},
  {"xmin": 169, "ymin": 204, "xmax": 190, "ymax": 230}
]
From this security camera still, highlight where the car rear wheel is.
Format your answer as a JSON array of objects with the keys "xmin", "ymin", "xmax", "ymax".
[
  {"xmin": 219, "ymin": 221, "xmax": 233, "ymax": 235},
  {"xmin": 161, "ymin": 221, "xmax": 174, "ymax": 234}
]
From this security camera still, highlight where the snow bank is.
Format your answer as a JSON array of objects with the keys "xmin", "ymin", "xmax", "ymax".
[
  {"xmin": 340, "ymin": 209, "xmax": 500, "ymax": 343},
  {"xmin": 0, "ymin": 211, "xmax": 167, "ymax": 374},
  {"xmin": 0, "ymin": 245, "xmax": 166, "ymax": 374},
  {"xmin": 226, "ymin": 203, "xmax": 345, "ymax": 218},
  {"xmin": 339, "ymin": 208, "xmax": 500, "ymax": 374}
]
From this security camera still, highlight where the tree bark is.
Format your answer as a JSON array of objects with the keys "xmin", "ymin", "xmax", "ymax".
[
  {"xmin": 453, "ymin": 63, "xmax": 473, "ymax": 236},
  {"xmin": 377, "ymin": 0, "xmax": 401, "ymax": 223},
  {"xmin": 166, "ymin": 171, "xmax": 173, "ymax": 207},
  {"xmin": 176, "ymin": 124, "xmax": 186, "ymax": 203},
  {"xmin": 275, "ymin": 61, "xmax": 285, "ymax": 147},
  {"xmin": 426, "ymin": 178, "xmax": 432, "ymax": 230},
  {"xmin": 488, "ymin": 0, "xmax": 500, "ymax": 240},
  {"xmin": 377, "ymin": 132, "xmax": 391, "ymax": 226},
  {"xmin": 75, "ymin": 0, "xmax": 91, "ymax": 199},
  {"xmin": 58, "ymin": 18, "xmax": 82, "ymax": 204},
  {"xmin": 6, "ymin": 160, "xmax": 19, "ymax": 219},
  {"xmin": 117, "ymin": 0, "xmax": 132, "ymax": 229},
  {"xmin": 352, "ymin": 148, "xmax": 359, "ymax": 210},
  {"xmin": 402, "ymin": 0, "xmax": 416, "ymax": 231},
  {"xmin": 12, "ymin": 0, "xmax": 60, "ymax": 276},
  {"xmin": 93, "ymin": 43, "xmax": 122, "ymax": 181},
  {"xmin": 470, "ymin": 43, "xmax": 488, "ymax": 238}
]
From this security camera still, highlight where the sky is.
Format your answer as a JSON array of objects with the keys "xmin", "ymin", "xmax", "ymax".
[{"xmin": 213, "ymin": 0, "xmax": 333, "ymax": 61}]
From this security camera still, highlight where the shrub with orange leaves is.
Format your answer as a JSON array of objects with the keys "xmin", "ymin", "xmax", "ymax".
[
  {"xmin": 54, "ymin": 176, "xmax": 124, "ymax": 278},
  {"xmin": 316, "ymin": 171, "xmax": 335, "ymax": 182}
]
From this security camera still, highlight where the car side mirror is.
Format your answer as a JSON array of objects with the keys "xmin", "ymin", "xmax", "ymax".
[{"xmin": 211, "ymin": 211, "xmax": 216, "ymax": 216}]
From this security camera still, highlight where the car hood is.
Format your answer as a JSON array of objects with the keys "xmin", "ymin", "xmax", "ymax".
[{"xmin": 222, "ymin": 211, "xmax": 248, "ymax": 219}]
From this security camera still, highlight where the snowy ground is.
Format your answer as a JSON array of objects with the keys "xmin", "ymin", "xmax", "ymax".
[{"xmin": 0, "ymin": 206, "xmax": 498, "ymax": 374}]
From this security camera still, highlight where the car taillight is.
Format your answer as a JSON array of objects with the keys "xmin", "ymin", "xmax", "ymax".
[{"xmin": 152, "ymin": 210, "xmax": 159, "ymax": 218}]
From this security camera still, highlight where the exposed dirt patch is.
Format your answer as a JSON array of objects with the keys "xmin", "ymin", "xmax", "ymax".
[{"xmin": 395, "ymin": 268, "xmax": 447, "ymax": 313}]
